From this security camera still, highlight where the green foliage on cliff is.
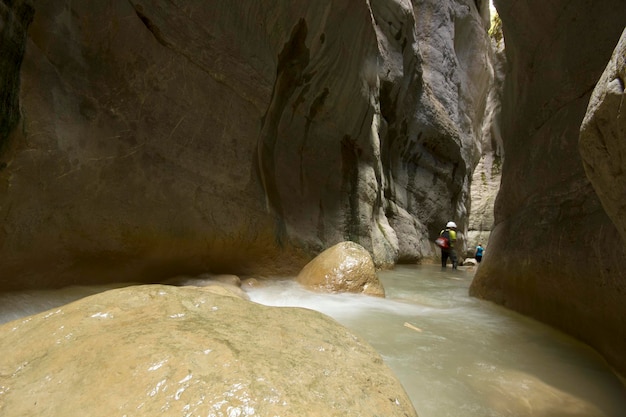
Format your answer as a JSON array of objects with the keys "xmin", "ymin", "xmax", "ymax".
[
  {"xmin": 491, "ymin": 155, "xmax": 502, "ymax": 178},
  {"xmin": 488, "ymin": 12, "xmax": 503, "ymax": 45}
]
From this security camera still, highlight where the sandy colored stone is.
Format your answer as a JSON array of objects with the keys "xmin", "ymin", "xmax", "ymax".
[
  {"xmin": 0, "ymin": 285, "xmax": 416, "ymax": 417},
  {"xmin": 296, "ymin": 241, "xmax": 385, "ymax": 297}
]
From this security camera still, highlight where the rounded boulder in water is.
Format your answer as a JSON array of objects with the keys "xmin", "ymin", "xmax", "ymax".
[{"xmin": 296, "ymin": 241, "xmax": 385, "ymax": 297}]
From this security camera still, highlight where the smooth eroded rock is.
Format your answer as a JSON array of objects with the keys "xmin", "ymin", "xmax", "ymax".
[
  {"xmin": 472, "ymin": 0, "xmax": 626, "ymax": 376},
  {"xmin": 0, "ymin": 0, "xmax": 493, "ymax": 290},
  {"xmin": 296, "ymin": 241, "xmax": 385, "ymax": 297},
  {"xmin": 580, "ymin": 28, "xmax": 626, "ymax": 243},
  {"xmin": 0, "ymin": 285, "xmax": 416, "ymax": 417}
]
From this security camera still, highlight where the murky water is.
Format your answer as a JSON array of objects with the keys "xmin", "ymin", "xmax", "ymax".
[
  {"xmin": 1, "ymin": 265, "xmax": 624, "ymax": 416},
  {"xmin": 246, "ymin": 265, "xmax": 626, "ymax": 417},
  {"xmin": 0, "ymin": 283, "xmax": 133, "ymax": 325}
]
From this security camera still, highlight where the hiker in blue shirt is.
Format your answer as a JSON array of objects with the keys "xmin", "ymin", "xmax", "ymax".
[
  {"xmin": 475, "ymin": 243, "xmax": 484, "ymax": 263},
  {"xmin": 439, "ymin": 221, "xmax": 458, "ymax": 269}
]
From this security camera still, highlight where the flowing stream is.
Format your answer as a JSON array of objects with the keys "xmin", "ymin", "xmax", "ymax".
[
  {"xmin": 246, "ymin": 265, "xmax": 626, "ymax": 417},
  {"xmin": 1, "ymin": 265, "xmax": 625, "ymax": 416}
]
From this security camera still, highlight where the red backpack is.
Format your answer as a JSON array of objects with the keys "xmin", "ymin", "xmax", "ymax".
[{"xmin": 435, "ymin": 230, "xmax": 450, "ymax": 249}]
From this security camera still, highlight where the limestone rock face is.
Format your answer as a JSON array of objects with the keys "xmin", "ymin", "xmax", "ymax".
[
  {"xmin": 296, "ymin": 241, "xmax": 385, "ymax": 297},
  {"xmin": 0, "ymin": 285, "xmax": 417, "ymax": 417},
  {"xmin": 0, "ymin": 0, "xmax": 492, "ymax": 290},
  {"xmin": 374, "ymin": 0, "xmax": 494, "ymax": 261},
  {"xmin": 470, "ymin": 0, "xmax": 626, "ymax": 375},
  {"xmin": 467, "ymin": 17, "xmax": 505, "ymax": 257},
  {"xmin": 580, "ymin": 29, "xmax": 626, "ymax": 243}
]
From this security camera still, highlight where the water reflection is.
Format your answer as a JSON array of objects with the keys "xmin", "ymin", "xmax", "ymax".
[{"xmin": 246, "ymin": 265, "xmax": 626, "ymax": 417}]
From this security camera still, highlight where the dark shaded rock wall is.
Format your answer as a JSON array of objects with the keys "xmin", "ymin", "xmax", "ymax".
[
  {"xmin": 0, "ymin": 1, "xmax": 34, "ymax": 146},
  {"xmin": 0, "ymin": 0, "xmax": 492, "ymax": 290},
  {"xmin": 470, "ymin": 1, "xmax": 626, "ymax": 376}
]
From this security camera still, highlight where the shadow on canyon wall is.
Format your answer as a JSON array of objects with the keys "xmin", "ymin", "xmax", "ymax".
[{"xmin": 470, "ymin": 0, "xmax": 626, "ymax": 378}]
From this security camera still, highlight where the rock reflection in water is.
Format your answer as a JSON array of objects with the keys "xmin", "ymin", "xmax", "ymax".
[{"xmin": 245, "ymin": 265, "xmax": 626, "ymax": 417}]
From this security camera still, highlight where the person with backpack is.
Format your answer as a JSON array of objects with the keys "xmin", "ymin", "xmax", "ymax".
[{"xmin": 437, "ymin": 221, "xmax": 458, "ymax": 269}]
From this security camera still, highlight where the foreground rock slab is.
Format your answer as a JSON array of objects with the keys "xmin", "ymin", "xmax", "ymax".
[
  {"xmin": 0, "ymin": 285, "xmax": 416, "ymax": 417},
  {"xmin": 296, "ymin": 241, "xmax": 385, "ymax": 297}
]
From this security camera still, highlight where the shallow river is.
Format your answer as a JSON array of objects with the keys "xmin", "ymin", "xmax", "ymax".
[
  {"xmin": 246, "ymin": 265, "xmax": 626, "ymax": 417},
  {"xmin": 1, "ymin": 264, "xmax": 625, "ymax": 416}
]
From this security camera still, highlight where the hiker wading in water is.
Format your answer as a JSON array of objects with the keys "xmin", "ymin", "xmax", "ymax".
[{"xmin": 439, "ymin": 221, "xmax": 458, "ymax": 269}]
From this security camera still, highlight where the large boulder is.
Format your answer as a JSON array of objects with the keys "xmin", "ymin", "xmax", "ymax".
[
  {"xmin": 0, "ymin": 0, "xmax": 492, "ymax": 291},
  {"xmin": 0, "ymin": 285, "xmax": 417, "ymax": 417},
  {"xmin": 296, "ymin": 241, "xmax": 385, "ymax": 297},
  {"xmin": 470, "ymin": 0, "xmax": 626, "ymax": 376},
  {"xmin": 580, "ymin": 28, "xmax": 626, "ymax": 243}
]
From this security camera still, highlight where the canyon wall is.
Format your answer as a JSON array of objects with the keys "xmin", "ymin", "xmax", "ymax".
[
  {"xmin": 0, "ymin": 0, "xmax": 492, "ymax": 290},
  {"xmin": 466, "ymin": 14, "xmax": 504, "ymax": 257},
  {"xmin": 470, "ymin": 1, "xmax": 626, "ymax": 376},
  {"xmin": 580, "ymin": 29, "xmax": 626, "ymax": 246}
]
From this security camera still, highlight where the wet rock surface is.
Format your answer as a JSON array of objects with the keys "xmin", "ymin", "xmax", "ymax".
[
  {"xmin": 0, "ymin": 285, "xmax": 417, "ymax": 417},
  {"xmin": 296, "ymin": 241, "xmax": 385, "ymax": 297}
]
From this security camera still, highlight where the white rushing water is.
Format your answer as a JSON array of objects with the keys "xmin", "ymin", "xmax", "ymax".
[
  {"xmin": 246, "ymin": 265, "xmax": 626, "ymax": 417},
  {"xmin": 1, "ymin": 265, "xmax": 624, "ymax": 416}
]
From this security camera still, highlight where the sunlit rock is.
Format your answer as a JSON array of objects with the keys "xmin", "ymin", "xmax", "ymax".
[
  {"xmin": 0, "ymin": 285, "xmax": 416, "ymax": 417},
  {"xmin": 580, "ymin": 28, "xmax": 626, "ymax": 243},
  {"xmin": 296, "ymin": 241, "xmax": 385, "ymax": 297}
]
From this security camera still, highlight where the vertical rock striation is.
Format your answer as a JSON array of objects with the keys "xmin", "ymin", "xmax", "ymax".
[
  {"xmin": 0, "ymin": 0, "xmax": 493, "ymax": 290},
  {"xmin": 471, "ymin": 1, "xmax": 626, "ymax": 376},
  {"xmin": 0, "ymin": 0, "xmax": 34, "ymax": 147},
  {"xmin": 372, "ymin": 0, "xmax": 493, "ymax": 262},
  {"xmin": 467, "ymin": 10, "xmax": 504, "ymax": 256},
  {"xmin": 580, "ymin": 29, "xmax": 626, "ymax": 244}
]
